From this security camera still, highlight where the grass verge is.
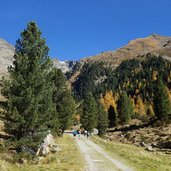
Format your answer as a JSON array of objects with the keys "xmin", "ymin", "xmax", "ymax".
[
  {"xmin": 92, "ymin": 136, "xmax": 171, "ymax": 171},
  {"xmin": 0, "ymin": 134, "xmax": 84, "ymax": 171}
]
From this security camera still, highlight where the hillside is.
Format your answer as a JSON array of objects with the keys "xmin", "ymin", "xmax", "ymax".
[
  {"xmin": 1, "ymin": 34, "xmax": 171, "ymax": 80},
  {"xmin": 81, "ymin": 34, "xmax": 171, "ymax": 65},
  {"xmin": 65, "ymin": 34, "xmax": 171, "ymax": 85}
]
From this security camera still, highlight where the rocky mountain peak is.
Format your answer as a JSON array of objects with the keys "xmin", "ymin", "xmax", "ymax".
[{"xmin": 0, "ymin": 38, "xmax": 77, "ymax": 78}]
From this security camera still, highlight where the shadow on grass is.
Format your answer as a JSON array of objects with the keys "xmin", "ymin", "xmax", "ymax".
[{"xmin": 107, "ymin": 118, "xmax": 158, "ymax": 133}]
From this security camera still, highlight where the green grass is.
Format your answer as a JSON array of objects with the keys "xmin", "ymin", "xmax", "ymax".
[
  {"xmin": 0, "ymin": 134, "xmax": 85, "ymax": 171},
  {"xmin": 92, "ymin": 136, "xmax": 171, "ymax": 171}
]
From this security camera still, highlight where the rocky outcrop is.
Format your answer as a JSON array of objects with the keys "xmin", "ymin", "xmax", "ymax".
[
  {"xmin": 0, "ymin": 39, "xmax": 14, "ymax": 78},
  {"xmin": 106, "ymin": 122, "xmax": 171, "ymax": 151},
  {"xmin": 36, "ymin": 133, "xmax": 61, "ymax": 157},
  {"xmin": 0, "ymin": 38, "xmax": 77, "ymax": 79},
  {"xmin": 53, "ymin": 59, "xmax": 78, "ymax": 73}
]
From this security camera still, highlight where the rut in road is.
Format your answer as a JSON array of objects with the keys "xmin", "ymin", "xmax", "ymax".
[{"xmin": 74, "ymin": 135, "xmax": 134, "ymax": 171}]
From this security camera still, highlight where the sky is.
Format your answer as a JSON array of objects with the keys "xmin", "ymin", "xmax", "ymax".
[{"xmin": 0, "ymin": 0, "xmax": 171, "ymax": 61}]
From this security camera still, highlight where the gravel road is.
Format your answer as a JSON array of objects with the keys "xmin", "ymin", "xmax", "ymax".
[{"xmin": 73, "ymin": 135, "xmax": 134, "ymax": 171}]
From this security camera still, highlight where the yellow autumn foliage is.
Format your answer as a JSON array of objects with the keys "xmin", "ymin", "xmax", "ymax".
[
  {"xmin": 167, "ymin": 71, "xmax": 171, "ymax": 82},
  {"xmin": 147, "ymin": 104, "xmax": 155, "ymax": 116},
  {"xmin": 100, "ymin": 90, "xmax": 117, "ymax": 112},
  {"xmin": 152, "ymin": 70, "xmax": 158, "ymax": 81},
  {"xmin": 135, "ymin": 89, "xmax": 139, "ymax": 94},
  {"xmin": 138, "ymin": 82, "xmax": 142, "ymax": 89},
  {"xmin": 135, "ymin": 95, "xmax": 146, "ymax": 115}
]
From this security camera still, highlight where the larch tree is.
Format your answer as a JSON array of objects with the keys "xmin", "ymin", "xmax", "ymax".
[{"xmin": 0, "ymin": 22, "xmax": 56, "ymax": 150}]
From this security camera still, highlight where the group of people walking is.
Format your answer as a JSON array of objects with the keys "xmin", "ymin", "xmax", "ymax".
[{"xmin": 72, "ymin": 129, "xmax": 90, "ymax": 139}]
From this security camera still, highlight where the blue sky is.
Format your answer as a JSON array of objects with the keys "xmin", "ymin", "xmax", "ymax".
[{"xmin": 0, "ymin": 0, "xmax": 171, "ymax": 60}]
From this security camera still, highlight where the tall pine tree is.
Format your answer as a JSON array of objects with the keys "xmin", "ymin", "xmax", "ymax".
[
  {"xmin": 51, "ymin": 68, "xmax": 76, "ymax": 134},
  {"xmin": 108, "ymin": 105, "xmax": 118, "ymax": 127},
  {"xmin": 81, "ymin": 92, "xmax": 98, "ymax": 132},
  {"xmin": 153, "ymin": 79, "xmax": 171, "ymax": 120},
  {"xmin": 0, "ymin": 22, "xmax": 56, "ymax": 150}
]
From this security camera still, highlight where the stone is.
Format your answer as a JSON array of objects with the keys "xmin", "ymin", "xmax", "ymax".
[
  {"xmin": 50, "ymin": 144, "xmax": 61, "ymax": 153},
  {"xmin": 43, "ymin": 133, "xmax": 54, "ymax": 147},
  {"xmin": 18, "ymin": 145, "xmax": 35, "ymax": 155},
  {"xmin": 42, "ymin": 146, "xmax": 50, "ymax": 156},
  {"xmin": 140, "ymin": 142, "xmax": 147, "ymax": 147},
  {"xmin": 151, "ymin": 142, "xmax": 157, "ymax": 147},
  {"xmin": 36, "ymin": 132, "xmax": 61, "ymax": 156},
  {"xmin": 92, "ymin": 128, "xmax": 99, "ymax": 135},
  {"xmin": 146, "ymin": 145, "xmax": 153, "ymax": 152}
]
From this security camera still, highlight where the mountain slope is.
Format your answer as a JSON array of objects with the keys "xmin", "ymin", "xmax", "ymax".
[
  {"xmin": 0, "ymin": 38, "xmax": 75, "ymax": 78},
  {"xmin": 0, "ymin": 39, "xmax": 14, "ymax": 78},
  {"xmin": 81, "ymin": 34, "xmax": 171, "ymax": 65},
  {"xmin": 1, "ymin": 34, "xmax": 171, "ymax": 80}
]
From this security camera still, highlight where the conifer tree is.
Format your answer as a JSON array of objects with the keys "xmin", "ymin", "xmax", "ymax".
[
  {"xmin": 81, "ymin": 92, "xmax": 98, "ymax": 132},
  {"xmin": 0, "ymin": 22, "xmax": 55, "ymax": 150},
  {"xmin": 51, "ymin": 68, "xmax": 76, "ymax": 134},
  {"xmin": 153, "ymin": 79, "xmax": 171, "ymax": 120},
  {"xmin": 118, "ymin": 92, "xmax": 134, "ymax": 124},
  {"xmin": 108, "ymin": 105, "xmax": 117, "ymax": 127},
  {"xmin": 97, "ymin": 102, "xmax": 109, "ymax": 135}
]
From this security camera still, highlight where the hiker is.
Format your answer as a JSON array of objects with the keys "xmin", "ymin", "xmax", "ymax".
[
  {"xmin": 72, "ymin": 130, "xmax": 77, "ymax": 138},
  {"xmin": 77, "ymin": 130, "xmax": 81, "ymax": 139},
  {"xmin": 87, "ymin": 131, "xmax": 90, "ymax": 139},
  {"xmin": 84, "ymin": 130, "xmax": 87, "ymax": 137}
]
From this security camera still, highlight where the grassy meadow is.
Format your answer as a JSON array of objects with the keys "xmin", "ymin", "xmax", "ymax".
[
  {"xmin": 92, "ymin": 136, "xmax": 171, "ymax": 171},
  {"xmin": 0, "ymin": 134, "xmax": 85, "ymax": 171}
]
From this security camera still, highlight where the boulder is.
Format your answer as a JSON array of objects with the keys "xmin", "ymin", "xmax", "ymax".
[
  {"xmin": 92, "ymin": 128, "xmax": 99, "ymax": 135},
  {"xmin": 36, "ymin": 132, "xmax": 60, "ymax": 156},
  {"xmin": 50, "ymin": 144, "xmax": 61, "ymax": 153},
  {"xmin": 146, "ymin": 145, "xmax": 153, "ymax": 152},
  {"xmin": 17, "ymin": 145, "xmax": 35, "ymax": 155},
  {"xmin": 151, "ymin": 142, "xmax": 158, "ymax": 147},
  {"xmin": 42, "ymin": 146, "xmax": 50, "ymax": 156},
  {"xmin": 43, "ymin": 133, "xmax": 54, "ymax": 147},
  {"xmin": 140, "ymin": 142, "xmax": 147, "ymax": 147}
]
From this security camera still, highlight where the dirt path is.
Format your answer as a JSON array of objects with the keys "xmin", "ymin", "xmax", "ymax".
[{"xmin": 73, "ymin": 135, "xmax": 134, "ymax": 171}]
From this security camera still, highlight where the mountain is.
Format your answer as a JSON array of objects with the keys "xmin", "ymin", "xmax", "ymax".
[
  {"xmin": 81, "ymin": 34, "xmax": 171, "ymax": 65},
  {"xmin": 53, "ymin": 59, "xmax": 78, "ymax": 73},
  {"xmin": 0, "ymin": 39, "xmax": 14, "ymax": 78},
  {"xmin": 0, "ymin": 38, "xmax": 76, "ymax": 78},
  {"xmin": 66, "ymin": 34, "xmax": 171, "ymax": 89},
  {"xmin": 1, "ymin": 34, "xmax": 171, "ymax": 80}
]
